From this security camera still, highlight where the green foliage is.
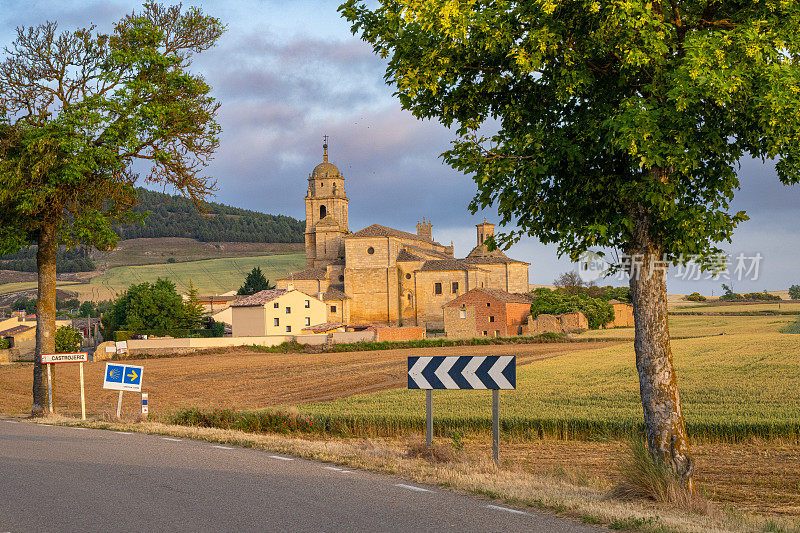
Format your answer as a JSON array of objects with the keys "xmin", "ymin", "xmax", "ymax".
[
  {"xmin": 102, "ymin": 278, "xmax": 186, "ymax": 337},
  {"xmin": 54, "ymin": 326, "xmax": 81, "ymax": 353},
  {"xmin": 790, "ymin": 285, "xmax": 800, "ymax": 300},
  {"xmin": 12, "ymin": 298, "xmax": 36, "ymax": 315},
  {"xmin": 0, "ymin": 338, "xmax": 10, "ymax": 349},
  {"xmin": 720, "ymin": 285, "xmax": 780, "ymax": 302},
  {"xmin": 182, "ymin": 280, "xmax": 205, "ymax": 330},
  {"xmin": 685, "ymin": 292, "xmax": 707, "ymax": 302},
  {"xmin": 113, "ymin": 188, "xmax": 304, "ymax": 243},
  {"xmin": 237, "ymin": 266, "xmax": 275, "ymax": 295},
  {"xmin": 166, "ymin": 257, "xmax": 177, "ymax": 263},
  {"xmin": 530, "ymin": 288, "xmax": 614, "ymax": 330},
  {"xmin": 340, "ymin": 1, "xmax": 800, "ymax": 267},
  {"xmin": 0, "ymin": 246, "xmax": 95, "ymax": 273},
  {"xmin": 208, "ymin": 320, "xmax": 225, "ymax": 337}
]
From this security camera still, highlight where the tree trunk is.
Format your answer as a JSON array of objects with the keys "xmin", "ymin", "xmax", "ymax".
[
  {"xmin": 628, "ymin": 205, "xmax": 695, "ymax": 491},
  {"xmin": 32, "ymin": 221, "xmax": 58, "ymax": 417}
]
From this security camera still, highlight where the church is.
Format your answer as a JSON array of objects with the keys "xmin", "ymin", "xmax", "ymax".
[{"xmin": 276, "ymin": 140, "xmax": 530, "ymax": 327}]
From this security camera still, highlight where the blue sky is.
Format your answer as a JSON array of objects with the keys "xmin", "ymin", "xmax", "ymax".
[{"xmin": 2, "ymin": 1, "xmax": 798, "ymax": 294}]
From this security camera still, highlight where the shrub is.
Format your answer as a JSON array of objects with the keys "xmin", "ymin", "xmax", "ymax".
[
  {"xmin": 55, "ymin": 326, "xmax": 82, "ymax": 353},
  {"xmin": 790, "ymin": 285, "xmax": 800, "ymax": 300},
  {"xmin": 530, "ymin": 288, "xmax": 614, "ymax": 329},
  {"xmin": 0, "ymin": 338, "xmax": 10, "ymax": 349},
  {"xmin": 685, "ymin": 292, "xmax": 707, "ymax": 302},
  {"xmin": 166, "ymin": 257, "xmax": 177, "ymax": 263}
]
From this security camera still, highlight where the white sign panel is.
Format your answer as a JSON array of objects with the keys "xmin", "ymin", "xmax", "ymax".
[
  {"xmin": 41, "ymin": 352, "xmax": 89, "ymax": 364},
  {"xmin": 103, "ymin": 363, "xmax": 144, "ymax": 392}
]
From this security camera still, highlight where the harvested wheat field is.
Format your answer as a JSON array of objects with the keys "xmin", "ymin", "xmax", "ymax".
[{"xmin": 0, "ymin": 341, "xmax": 615, "ymax": 418}]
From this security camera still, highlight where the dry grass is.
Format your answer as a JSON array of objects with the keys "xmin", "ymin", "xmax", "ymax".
[
  {"xmin": 406, "ymin": 438, "xmax": 459, "ymax": 462},
  {"xmin": 20, "ymin": 416, "xmax": 800, "ymax": 533},
  {"xmin": 608, "ymin": 440, "xmax": 716, "ymax": 516}
]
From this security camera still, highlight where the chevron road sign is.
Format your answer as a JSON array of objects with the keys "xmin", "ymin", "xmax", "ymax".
[{"xmin": 407, "ymin": 356, "xmax": 516, "ymax": 390}]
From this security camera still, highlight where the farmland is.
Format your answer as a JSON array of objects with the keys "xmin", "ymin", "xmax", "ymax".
[{"xmin": 0, "ymin": 253, "xmax": 305, "ymax": 301}]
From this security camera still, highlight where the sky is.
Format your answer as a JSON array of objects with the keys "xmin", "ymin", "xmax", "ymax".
[{"xmin": 2, "ymin": 1, "xmax": 798, "ymax": 294}]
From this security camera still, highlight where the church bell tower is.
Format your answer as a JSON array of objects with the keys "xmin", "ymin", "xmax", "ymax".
[{"xmin": 304, "ymin": 136, "xmax": 349, "ymax": 268}]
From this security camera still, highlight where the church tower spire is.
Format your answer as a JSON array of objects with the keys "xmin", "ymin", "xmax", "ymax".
[{"xmin": 304, "ymin": 137, "xmax": 349, "ymax": 268}]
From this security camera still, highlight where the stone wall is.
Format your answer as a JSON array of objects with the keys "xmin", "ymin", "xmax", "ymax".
[
  {"xmin": 526, "ymin": 311, "xmax": 588, "ymax": 335},
  {"xmin": 443, "ymin": 306, "xmax": 477, "ymax": 339},
  {"xmin": 607, "ymin": 302, "xmax": 635, "ymax": 328},
  {"xmin": 375, "ymin": 326, "xmax": 425, "ymax": 342}
]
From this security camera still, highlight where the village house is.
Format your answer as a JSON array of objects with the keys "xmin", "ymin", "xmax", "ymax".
[
  {"xmin": 230, "ymin": 288, "xmax": 327, "ymax": 337},
  {"xmin": 277, "ymin": 140, "xmax": 530, "ymax": 327},
  {"xmin": 444, "ymin": 288, "xmax": 534, "ymax": 338}
]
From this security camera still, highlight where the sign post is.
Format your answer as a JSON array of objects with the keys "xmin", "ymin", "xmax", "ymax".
[
  {"xmin": 141, "ymin": 392, "xmax": 149, "ymax": 418},
  {"xmin": 102, "ymin": 363, "xmax": 144, "ymax": 419},
  {"xmin": 41, "ymin": 353, "xmax": 89, "ymax": 417},
  {"xmin": 408, "ymin": 355, "xmax": 515, "ymax": 462}
]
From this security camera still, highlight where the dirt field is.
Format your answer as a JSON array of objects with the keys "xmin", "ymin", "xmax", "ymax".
[{"xmin": 0, "ymin": 342, "xmax": 614, "ymax": 417}]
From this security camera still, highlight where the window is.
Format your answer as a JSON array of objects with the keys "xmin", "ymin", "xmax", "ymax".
[
  {"xmin": 330, "ymin": 305, "xmax": 337, "ymax": 313},
  {"xmin": 486, "ymin": 302, "xmax": 491, "ymax": 307},
  {"xmin": 367, "ymin": 246, "xmax": 375, "ymax": 255},
  {"xmin": 320, "ymin": 205, "xmax": 327, "ymax": 218},
  {"xmin": 305, "ymin": 317, "xmax": 311, "ymax": 326},
  {"xmin": 451, "ymin": 281, "xmax": 459, "ymax": 294},
  {"xmin": 274, "ymin": 302, "xmax": 279, "ymax": 308},
  {"xmin": 304, "ymin": 300, "xmax": 310, "ymax": 308},
  {"xmin": 285, "ymin": 306, "xmax": 291, "ymax": 314},
  {"xmin": 489, "ymin": 316, "xmax": 495, "ymax": 323},
  {"xmin": 339, "ymin": 275, "xmax": 344, "ymax": 282},
  {"xmin": 459, "ymin": 310, "xmax": 466, "ymax": 319},
  {"xmin": 286, "ymin": 326, "xmax": 292, "ymax": 333},
  {"xmin": 483, "ymin": 331, "xmax": 488, "ymax": 336},
  {"xmin": 434, "ymin": 282, "xmax": 442, "ymax": 295},
  {"xmin": 274, "ymin": 318, "xmax": 279, "ymax": 327},
  {"xmin": 405, "ymin": 273, "xmax": 411, "ymax": 279}
]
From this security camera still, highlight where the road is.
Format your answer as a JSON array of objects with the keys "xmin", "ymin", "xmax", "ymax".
[{"xmin": 0, "ymin": 420, "xmax": 600, "ymax": 532}]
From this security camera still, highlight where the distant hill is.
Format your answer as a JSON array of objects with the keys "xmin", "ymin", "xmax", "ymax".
[
  {"xmin": 0, "ymin": 188, "xmax": 304, "ymax": 273},
  {"xmin": 114, "ymin": 188, "xmax": 304, "ymax": 243}
]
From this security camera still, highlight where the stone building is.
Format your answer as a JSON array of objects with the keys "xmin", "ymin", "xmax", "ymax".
[
  {"xmin": 230, "ymin": 288, "xmax": 327, "ymax": 337},
  {"xmin": 277, "ymin": 140, "xmax": 530, "ymax": 326},
  {"xmin": 444, "ymin": 288, "xmax": 534, "ymax": 338}
]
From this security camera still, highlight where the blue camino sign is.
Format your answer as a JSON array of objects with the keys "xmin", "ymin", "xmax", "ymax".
[{"xmin": 103, "ymin": 363, "xmax": 144, "ymax": 392}]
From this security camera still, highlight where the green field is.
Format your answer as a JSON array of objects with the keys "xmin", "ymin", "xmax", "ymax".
[
  {"xmin": 671, "ymin": 302, "xmax": 800, "ymax": 313},
  {"xmin": 299, "ymin": 319, "xmax": 800, "ymax": 442},
  {"xmin": 0, "ymin": 254, "xmax": 305, "ymax": 301},
  {"xmin": 577, "ymin": 314, "xmax": 797, "ymax": 340}
]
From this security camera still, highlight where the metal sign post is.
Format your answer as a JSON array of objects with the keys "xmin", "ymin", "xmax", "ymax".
[
  {"xmin": 41, "ymin": 353, "xmax": 89, "ymax": 417},
  {"xmin": 408, "ymin": 355, "xmax": 515, "ymax": 462},
  {"xmin": 102, "ymin": 363, "xmax": 144, "ymax": 419},
  {"xmin": 141, "ymin": 392, "xmax": 149, "ymax": 418}
]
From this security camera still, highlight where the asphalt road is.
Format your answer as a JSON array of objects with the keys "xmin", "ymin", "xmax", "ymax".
[{"xmin": 0, "ymin": 420, "xmax": 600, "ymax": 532}]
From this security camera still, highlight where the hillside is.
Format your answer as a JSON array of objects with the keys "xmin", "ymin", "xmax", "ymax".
[{"xmin": 112, "ymin": 188, "xmax": 304, "ymax": 243}]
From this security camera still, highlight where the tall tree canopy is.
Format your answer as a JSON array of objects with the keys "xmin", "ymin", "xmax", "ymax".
[
  {"xmin": 237, "ymin": 266, "xmax": 275, "ymax": 296},
  {"xmin": 0, "ymin": 3, "xmax": 224, "ymax": 414},
  {"xmin": 341, "ymin": 0, "xmax": 800, "ymax": 489}
]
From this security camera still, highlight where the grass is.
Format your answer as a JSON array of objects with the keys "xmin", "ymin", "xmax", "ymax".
[
  {"xmin": 26, "ymin": 417, "xmax": 800, "ymax": 532},
  {"xmin": 671, "ymin": 302, "xmax": 800, "ymax": 314},
  {"xmin": 29, "ymin": 253, "xmax": 304, "ymax": 300},
  {"xmin": 0, "ymin": 280, "xmax": 81, "ymax": 295},
  {"xmin": 781, "ymin": 317, "xmax": 800, "ymax": 334},
  {"xmin": 578, "ymin": 315, "xmax": 798, "ymax": 340},
  {"xmin": 298, "ymin": 329, "xmax": 800, "ymax": 444}
]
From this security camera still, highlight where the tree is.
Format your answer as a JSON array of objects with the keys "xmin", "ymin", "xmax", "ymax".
[
  {"xmin": 341, "ymin": 1, "xmax": 800, "ymax": 489},
  {"xmin": 182, "ymin": 280, "xmax": 205, "ymax": 330},
  {"xmin": 237, "ymin": 267, "xmax": 275, "ymax": 296},
  {"xmin": 101, "ymin": 278, "xmax": 186, "ymax": 337},
  {"xmin": 0, "ymin": 4, "xmax": 223, "ymax": 415},
  {"xmin": 789, "ymin": 285, "xmax": 800, "ymax": 300},
  {"xmin": 54, "ymin": 326, "xmax": 82, "ymax": 353},
  {"xmin": 530, "ymin": 288, "xmax": 614, "ymax": 330},
  {"xmin": 553, "ymin": 271, "xmax": 589, "ymax": 295}
]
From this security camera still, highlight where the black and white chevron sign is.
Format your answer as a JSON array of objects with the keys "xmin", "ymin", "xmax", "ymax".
[{"xmin": 407, "ymin": 356, "xmax": 516, "ymax": 390}]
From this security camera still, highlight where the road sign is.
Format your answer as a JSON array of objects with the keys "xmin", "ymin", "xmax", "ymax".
[
  {"xmin": 103, "ymin": 363, "xmax": 144, "ymax": 392},
  {"xmin": 41, "ymin": 352, "xmax": 89, "ymax": 364},
  {"xmin": 141, "ymin": 393, "xmax": 149, "ymax": 417},
  {"xmin": 408, "ymin": 356, "xmax": 515, "ymax": 390}
]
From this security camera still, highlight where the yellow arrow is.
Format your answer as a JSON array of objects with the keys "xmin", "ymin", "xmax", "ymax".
[{"xmin": 126, "ymin": 369, "xmax": 138, "ymax": 381}]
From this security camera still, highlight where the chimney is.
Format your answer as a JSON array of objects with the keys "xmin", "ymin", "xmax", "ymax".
[{"xmin": 416, "ymin": 217, "xmax": 433, "ymax": 241}]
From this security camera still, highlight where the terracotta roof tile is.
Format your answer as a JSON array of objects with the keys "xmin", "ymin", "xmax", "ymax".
[
  {"xmin": 231, "ymin": 289, "xmax": 288, "ymax": 307},
  {"xmin": 418, "ymin": 259, "xmax": 488, "ymax": 272},
  {"xmin": 0, "ymin": 325, "xmax": 35, "ymax": 336},
  {"xmin": 301, "ymin": 322, "xmax": 345, "ymax": 333},
  {"xmin": 347, "ymin": 224, "xmax": 442, "ymax": 245},
  {"xmin": 445, "ymin": 288, "xmax": 534, "ymax": 307}
]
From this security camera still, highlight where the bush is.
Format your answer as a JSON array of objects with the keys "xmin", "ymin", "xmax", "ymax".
[
  {"xmin": 114, "ymin": 330, "xmax": 134, "ymax": 342},
  {"xmin": 685, "ymin": 292, "xmax": 707, "ymax": 302},
  {"xmin": 55, "ymin": 326, "xmax": 82, "ymax": 353},
  {"xmin": 0, "ymin": 338, "xmax": 10, "ymax": 349},
  {"xmin": 166, "ymin": 257, "xmax": 177, "ymax": 263},
  {"xmin": 530, "ymin": 288, "xmax": 614, "ymax": 329},
  {"xmin": 790, "ymin": 285, "xmax": 800, "ymax": 300}
]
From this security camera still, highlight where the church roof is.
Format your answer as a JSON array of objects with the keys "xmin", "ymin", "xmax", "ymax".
[
  {"xmin": 231, "ymin": 289, "xmax": 289, "ymax": 307},
  {"xmin": 402, "ymin": 244, "xmax": 450, "ymax": 260},
  {"xmin": 396, "ymin": 249, "xmax": 423, "ymax": 262},
  {"xmin": 279, "ymin": 268, "xmax": 328, "ymax": 281},
  {"xmin": 311, "ymin": 161, "xmax": 341, "ymax": 179},
  {"xmin": 463, "ymin": 254, "xmax": 529, "ymax": 265},
  {"xmin": 315, "ymin": 214, "xmax": 345, "ymax": 231},
  {"xmin": 347, "ymin": 224, "xmax": 441, "ymax": 245},
  {"xmin": 322, "ymin": 285, "xmax": 349, "ymax": 300},
  {"xmin": 418, "ymin": 259, "xmax": 488, "ymax": 272}
]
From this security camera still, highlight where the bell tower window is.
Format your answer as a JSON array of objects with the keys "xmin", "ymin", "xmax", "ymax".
[{"xmin": 320, "ymin": 205, "xmax": 327, "ymax": 219}]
